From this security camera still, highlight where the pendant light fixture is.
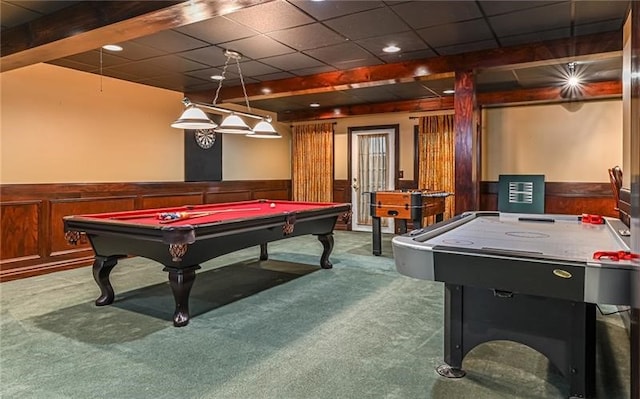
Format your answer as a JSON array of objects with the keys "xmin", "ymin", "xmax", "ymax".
[{"xmin": 171, "ymin": 49, "xmax": 281, "ymax": 139}]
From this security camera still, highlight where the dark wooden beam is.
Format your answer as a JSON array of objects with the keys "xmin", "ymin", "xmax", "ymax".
[
  {"xmin": 478, "ymin": 80, "xmax": 622, "ymax": 106},
  {"xmin": 453, "ymin": 71, "xmax": 479, "ymax": 214},
  {"xmin": 278, "ymin": 97, "xmax": 455, "ymax": 122},
  {"xmin": 0, "ymin": 0, "xmax": 274, "ymax": 72},
  {"xmin": 276, "ymin": 80, "xmax": 621, "ymax": 122},
  {"xmin": 204, "ymin": 31, "xmax": 622, "ymax": 103}
]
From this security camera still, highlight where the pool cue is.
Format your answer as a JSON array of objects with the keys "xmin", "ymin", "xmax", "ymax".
[{"xmin": 158, "ymin": 208, "xmax": 262, "ymax": 224}]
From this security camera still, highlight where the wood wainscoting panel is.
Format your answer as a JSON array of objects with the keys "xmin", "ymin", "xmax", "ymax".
[
  {"xmin": 139, "ymin": 193, "xmax": 204, "ymax": 209},
  {"xmin": 205, "ymin": 191, "xmax": 252, "ymax": 203},
  {"xmin": 253, "ymin": 189, "xmax": 289, "ymax": 200},
  {"xmin": 50, "ymin": 196, "xmax": 137, "ymax": 255},
  {"xmin": 481, "ymin": 181, "xmax": 617, "ymax": 217},
  {"xmin": 0, "ymin": 180, "xmax": 292, "ymax": 281},
  {"xmin": 0, "ymin": 201, "xmax": 41, "ymax": 265},
  {"xmin": 333, "ymin": 180, "xmax": 349, "ymax": 204}
]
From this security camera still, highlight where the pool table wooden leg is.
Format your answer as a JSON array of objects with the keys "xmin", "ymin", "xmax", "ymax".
[
  {"xmin": 92, "ymin": 256, "xmax": 119, "ymax": 306},
  {"xmin": 316, "ymin": 233, "xmax": 334, "ymax": 269},
  {"xmin": 165, "ymin": 265, "xmax": 200, "ymax": 327}
]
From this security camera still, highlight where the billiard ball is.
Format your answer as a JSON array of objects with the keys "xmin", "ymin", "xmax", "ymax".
[{"xmin": 270, "ymin": 203, "xmax": 276, "ymax": 208}]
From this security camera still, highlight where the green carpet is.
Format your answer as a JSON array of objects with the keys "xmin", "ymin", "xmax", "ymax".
[{"xmin": 0, "ymin": 231, "xmax": 630, "ymax": 398}]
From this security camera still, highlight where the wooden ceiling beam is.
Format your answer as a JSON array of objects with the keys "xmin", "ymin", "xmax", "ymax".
[
  {"xmin": 479, "ymin": 80, "xmax": 622, "ymax": 106},
  {"xmin": 278, "ymin": 80, "xmax": 621, "ymax": 122},
  {"xmin": 208, "ymin": 31, "xmax": 621, "ymax": 103},
  {"xmin": 0, "ymin": 0, "xmax": 274, "ymax": 72}
]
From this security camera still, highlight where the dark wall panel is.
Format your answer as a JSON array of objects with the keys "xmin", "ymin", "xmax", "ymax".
[{"xmin": 184, "ymin": 129, "xmax": 222, "ymax": 182}]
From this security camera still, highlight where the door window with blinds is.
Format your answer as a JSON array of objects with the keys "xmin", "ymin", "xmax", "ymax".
[{"xmin": 350, "ymin": 128, "xmax": 395, "ymax": 233}]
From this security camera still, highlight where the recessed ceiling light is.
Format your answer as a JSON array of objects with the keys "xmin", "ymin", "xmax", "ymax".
[
  {"xmin": 443, "ymin": 89, "xmax": 455, "ymax": 94},
  {"xmin": 567, "ymin": 76, "xmax": 580, "ymax": 87},
  {"xmin": 261, "ymin": 87, "xmax": 272, "ymax": 94},
  {"xmin": 210, "ymin": 75, "xmax": 225, "ymax": 81},
  {"xmin": 383, "ymin": 44, "xmax": 401, "ymax": 53},
  {"xmin": 310, "ymin": 103, "xmax": 320, "ymax": 108},
  {"xmin": 102, "ymin": 44, "xmax": 123, "ymax": 52}
]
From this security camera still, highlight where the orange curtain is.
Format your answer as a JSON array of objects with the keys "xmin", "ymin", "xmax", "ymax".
[
  {"xmin": 292, "ymin": 123, "xmax": 334, "ymax": 202},
  {"xmin": 418, "ymin": 114, "xmax": 455, "ymax": 223}
]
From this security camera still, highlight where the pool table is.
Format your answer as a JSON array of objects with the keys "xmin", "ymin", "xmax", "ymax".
[
  {"xmin": 64, "ymin": 199, "xmax": 351, "ymax": 327},
  {"xmin": 392, "ymin": 211, "xmax": 637, "ymax": 399}
]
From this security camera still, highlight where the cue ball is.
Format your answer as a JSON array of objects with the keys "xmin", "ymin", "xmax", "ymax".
[{"xmin": 270, "ymin": 203, "xmax": 276, "ymax": 208}]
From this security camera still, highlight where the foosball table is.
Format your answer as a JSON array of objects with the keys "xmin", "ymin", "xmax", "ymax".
[{"xmin": 369, "ymin": 190, "xmax": 450, "ymax": 256}]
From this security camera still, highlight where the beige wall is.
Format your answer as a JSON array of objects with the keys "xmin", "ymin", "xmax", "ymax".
[
  {"xmin": 482, "ymin": 100, "xmax": 622, "ymax": 182},
  {"xmin": 0, "ymin": 63, "xmax": 291, "ymax": 184},
  {"xmin": 1, "ymin": 63, "xmax": 622, "ymax": 185},
  {"xmin": 332, "ymin": 110, "xmax": 453, "ymax": 181}
]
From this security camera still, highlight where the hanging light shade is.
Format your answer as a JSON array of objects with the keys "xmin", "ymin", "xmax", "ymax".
[
  {"xmin": 214, "ymin": 113, "xmax": 252, "ymax": 134},
  {"xmin": 171, "ymin": 50, "xmax": 281, "ymax": 139},
  {"xmin": 247, "ymin": 120, "xmax": 281, "ymax": 138},
  {"xmin": 171, "ymin": 106, "xmax": 217, "ymax": 129}
]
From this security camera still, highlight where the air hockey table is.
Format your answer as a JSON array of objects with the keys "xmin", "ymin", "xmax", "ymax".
[{"xmin": 392, "ymin": 211, "xmax": 638, "ymax": 399}]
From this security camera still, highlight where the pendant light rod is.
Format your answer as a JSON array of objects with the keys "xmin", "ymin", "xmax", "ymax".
[{"xmin": 181, "ymin": 97, "xmax": 272, "ymax": 122}]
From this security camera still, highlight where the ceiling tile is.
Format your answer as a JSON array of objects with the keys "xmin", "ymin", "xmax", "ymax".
[
  {"xmin": 330, "ymin": 58, "xmax": 384, "ymax": 71},
  {"xmin": 435, "ymin": 39, "xmax": 498, "ymax": 56},
  {"xmin": 249, "ymin": 97, "xmax": 303, "ymax": 113},
  {"xmin": 348, "ymin": 86, "xmax": 401, "ymax": 103},
  {"xmin": 379, "ymin": 48, "xmax": 437, "ymax": 63},
  {"xmin": 574, "ymin": 0, "xmax": 629, "ymax": 25},
  {"xmin": 417, "ymin": 19, "xmax": 494, "ymax": 48},
  {"xmin": 106, "ymin": 41, "xmax": 165, "ymax": 61},
  {"xmin": 132, "ymin": 30, "xmax": 210, "ymax": 53},
  {"xmin": 180, "ymin": 46, "xmax": 229, "ymax": 67},
  {"xmin": 391, "ymin": 1, "xmax": 483, "ymax": 29},
  {"xmin": 174, "ymin": 16, "xmax": 257, "ymax": 44},
  {"xmin": 488, "ymin": 2, "xmax": 571, "ymax": 37},
  {"xmin": 253, "ymin": 71, "xmax": 297, "ymax": 81},
  {"xmin": 51, "ymin": 50, "xmax": 129, "ymax": 69},
  {"xmin": 382, "ymin": 82, "xmax": 436, "ymax": 99},
  {"xmin": 289, "ymin": 65, "xmax": 337, "ymax": 76},
  {"xmin": 235, "ymin": 60, "xmax": 282, "ymax": 76},
  {"xmin": 499, "ymin": 27, "xmax": 570, "ymax": 47},
  {"xmin": 140, "ymin": 73, "xmax": 210, "ymax": 87},
  {"xmin": 104, "ymin": 60, "xmax": 171, "ymax": 79},
  {"xmin": 290, "ymin": 1, "xmax": 384, "ymax": 21},
  {"xmin": 150, "ymin": 55, "xmax": 210, "ymax": 73},
  {"xmin": 1, "ymin": 1, "xmax": 41, "ymax": 28},
  {"xmin": 225, "ymin": 0, "xmax": 314, "ymax": 33},
  {"xmin": 268, "ymin": 23, "xmax": 347, "ymax": 51},
  {"xmin": 420, "ymin": 78, "xmax": 456, "ymax": 93},
  {"xmin": 303, "ymin": 42, "xmax": 374, "ymax": 66},
  {"xmin": 574, "ymin": 19, "xmax": 625, "ymax": 36},
  {"xmin": 478, "ymin": 1, "xmax": 566, "ymax": 17},
  {"xmin": 259, "ymin": 52, "xmax": 326, "ymax": 71},
  {"xmin": 186, "ymin": 67, "xmax": 239, "ymax": 82},
  {"xmin": 223, "ymin": 35, "xmax": 295, "ymax": 60},
  {"xmin": 355, "ymin": 31, "xmax": 428, "ymax": 56},
  {"xmin": 324, "ymin": 7, "xmax": 410, "ymax": 41},
  {"xmin": 477, "ymin": 69, "xmax": 517, "ymax": 85},
  {"xmin": 1, "ymin": 1, "xmax": 78, "ymax": 28}
]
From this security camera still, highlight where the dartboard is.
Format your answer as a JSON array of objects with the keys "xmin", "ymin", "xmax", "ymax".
[{"xmin": 195, "ymin": 129, "xmax": 215, "ymax": 149}]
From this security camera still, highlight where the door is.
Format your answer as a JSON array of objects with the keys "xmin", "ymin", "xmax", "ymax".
[{"xmin": 350, "ymin": 128, "xmax": 395, "ymax": 232}]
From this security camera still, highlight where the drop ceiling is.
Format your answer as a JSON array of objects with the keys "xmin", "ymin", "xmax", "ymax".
[{"xmin": 0, "ymin": 0, "xmax": 629, "ymax": 119}]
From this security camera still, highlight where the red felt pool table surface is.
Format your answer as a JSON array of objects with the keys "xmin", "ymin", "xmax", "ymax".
[{"xmin": 81, "ymin": 199, "xmax": 341, "ymax": 226}]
